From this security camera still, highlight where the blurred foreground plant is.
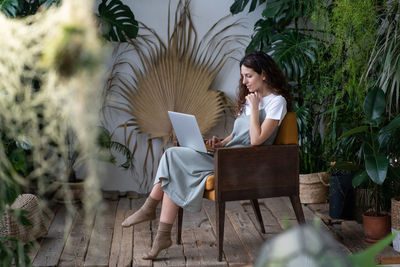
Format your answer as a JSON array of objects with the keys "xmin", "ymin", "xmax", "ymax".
[{"xmin": 0, "ymin": 0, "xmax": 109, "ymax": 264}]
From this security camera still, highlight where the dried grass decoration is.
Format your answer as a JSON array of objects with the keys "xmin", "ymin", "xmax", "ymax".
[{"xmin": 104, "ymin": 0, "xmax": 246, "ymax": 187}]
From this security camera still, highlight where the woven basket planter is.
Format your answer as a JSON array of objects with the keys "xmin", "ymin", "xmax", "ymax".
[
  {"xmin": 299, "ymin": 172, "xmax": 330, "ymax": 204},
  {"xmin": 0, "ymin": 194, "xmax": 50, "ymax": 242}
]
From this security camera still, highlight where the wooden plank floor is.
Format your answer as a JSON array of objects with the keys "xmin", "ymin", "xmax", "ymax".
[{"xmin": 29, "ymin": 195, "xmax": 400, "ymax": 266}]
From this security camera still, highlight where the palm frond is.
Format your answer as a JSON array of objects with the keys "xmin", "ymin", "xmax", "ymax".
[{"xmin": 103, "ymin": 0, "xmax": 245, "ymax": 189}]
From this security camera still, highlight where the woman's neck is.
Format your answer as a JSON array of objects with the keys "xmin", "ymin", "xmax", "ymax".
[{"xmin": 260, "ymin": 87, "xmax": 274, "ymax": 98}]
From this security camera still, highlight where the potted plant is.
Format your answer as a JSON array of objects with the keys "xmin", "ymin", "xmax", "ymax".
[
  {"xmin": 51, "ymin": 125, "xmax": 133, "ymax": 203},
  {"xmin": 295, "ymin": 101, "xmax": 331, "ymax": 204},
  {"xmin": 340, "ymin": 86, "xmax": 400, "ymax": 242}
]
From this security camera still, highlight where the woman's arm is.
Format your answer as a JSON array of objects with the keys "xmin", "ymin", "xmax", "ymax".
[
  {"xmin": 249, "ymin": 117, "xmax": 279, "ymax": 146},
  {"xmin": 246, "ymin": 92, "xmax": 279, "ymax": 146},
  {"xmin": 220, "ymin": 134, "xmax": 232, "ymax": 147}
]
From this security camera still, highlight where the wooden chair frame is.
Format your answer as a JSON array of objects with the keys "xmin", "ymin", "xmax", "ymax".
[{"xmin": 176, "ymin": 144, "xmax": 305, "ymax": 261}]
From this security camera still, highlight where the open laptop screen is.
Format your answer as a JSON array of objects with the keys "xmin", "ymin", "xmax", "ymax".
[{"xmin": 168, "ymin": 111, "xmax": 210, "ymax": 153}]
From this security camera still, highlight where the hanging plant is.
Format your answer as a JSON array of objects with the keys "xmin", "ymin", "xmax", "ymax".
[{"xmin": 104, "ymin": 0, "xmax": 245, "ymax": 188}]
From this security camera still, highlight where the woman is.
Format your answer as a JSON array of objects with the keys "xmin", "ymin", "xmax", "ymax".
[{"xmin": 121, "ymin": 51, "xmax": 292, "ymax": 259}]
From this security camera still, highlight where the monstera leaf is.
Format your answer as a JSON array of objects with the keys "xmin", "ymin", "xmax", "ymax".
[
  {"xmin": 264, "ymin": 30, "xmax": 318, "ymax": 81},
  {"xmin": 98, "ymin": 0, "xmax": 138, "ymax": 42},
  {"xmin": 247, "ymin": 18, "xmax": 276, "ymax": 52},
  {"xmin": 0, "ymin": 0, "xmax": 60, "ymax": 18},
  {"xmin": 0, "ymin": 0, "xmax": 19, "ymax": 17},
  {"xmin": 262, "ymin": 0, "xmax": 314, "ymax": 21},
  {"xmin": 230, "ymin": 0, "xmax": 266, "ymax": 14}
]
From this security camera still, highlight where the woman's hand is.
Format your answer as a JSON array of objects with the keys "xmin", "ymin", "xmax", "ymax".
[
  {"xmin": 206, "ymin": 136, "xmax": 223, "ymax": 148},
  {"xmin": 245, "ymin": 92, "xmax": 261, "ymax": 111}
]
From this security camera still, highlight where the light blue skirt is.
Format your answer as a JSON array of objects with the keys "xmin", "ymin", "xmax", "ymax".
[{"xmin": 154, "ymin": 147, "xmax": 214, "ymax": 212}]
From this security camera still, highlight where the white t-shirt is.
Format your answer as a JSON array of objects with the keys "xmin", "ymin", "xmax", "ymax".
[{"xmin": 244, "ymin": 94, "xmax": 287, "ymax": 125}]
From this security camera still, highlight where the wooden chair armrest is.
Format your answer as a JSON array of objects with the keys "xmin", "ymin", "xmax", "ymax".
[{"xmin": 213, "ymin": 145, "xmax": 299, "ymax": 201}]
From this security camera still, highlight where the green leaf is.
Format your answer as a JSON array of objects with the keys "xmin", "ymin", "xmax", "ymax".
[
  {"xmin": 349, "ymin": 233, "xmax": 396, "ymax": 267},
  {"xmin": 264, "ymin": 30, "xmax": 318, "ymax": 81},
  {"xmin": 41, "ymin": 0, "xmax": 61, "ymax": 8},
  {"xmin": 352, "ymin": 170, "xmax": 369, "ymax": 187},
  {"xmin": 380, "ymin": 116, "xmax": 400, "ymax": 134},
  {"xmin": 230, "ymin": 0, "xmax": 263, "ymax": 14},
  {"xmin": 8, "ymin": 209, "xmax": 32, "ymax": 226},
  {"xmin": 3, "ymin": 184, "xmax": 19, "ymax": 206},
  {"xmin": 378, "ymin": 130, "xmax": 391, "ymax": 149},
  {"xmin": 262, "ymin": 0, "xmax": 286, "ymax": 19},
  {"xmin": 249, "ymin": 0, "xmax": 258, "ymax": 12},
  {"xmin": 0, "ymin": 0, "xmax": 19, "ymax": 17},
  {"xmin": 246, "ymin": 18, "xmax": 276, "ymax": 52},
  {"xmin": 363, "ymin": 87, "xmax": 386, "ymax": 120},
  {"xmin": 230, "ymin": 0, "xmax": 250, "ymax": 14},
  {"xmin": 9, "ymin": 148, "xmax": 28, "ymax": 175},
  {"xmin": 364, "ymin": 149, "xmax": 388, "ymax": 185},
  {"xmin": 340, "ymin": 126, "xmax": 368, "ymax": 138},
  {"xmin": 98, "ymin": 0, "xmax": 138, "ymax": 42},
  {"xmin": 261, "ymin": 0, "xmax": 313, "ymax": 21}
]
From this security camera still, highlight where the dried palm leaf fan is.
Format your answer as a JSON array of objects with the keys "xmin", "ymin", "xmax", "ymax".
[{"xmin": 105, "ymin": 0, "xmax": 246, "ymax": 187}]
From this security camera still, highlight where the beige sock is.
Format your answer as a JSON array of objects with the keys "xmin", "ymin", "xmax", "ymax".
[
  {"xmin": 142, "ymin": 222, "xmax": 173, "ymax": 260},
  {"xmin": 121, "ymin": 196, "xmax": 160, "ymax": 227}
]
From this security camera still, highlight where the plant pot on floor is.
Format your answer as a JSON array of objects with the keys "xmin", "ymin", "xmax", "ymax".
[
  {"xmin": 299, "ymin": 172, "xmax": 330, "ymax": 204},
  {"xmin": 51, "ymin": 180, "xmax": 85, "ymax": 203},
  {"xmin": 329, "ymin": 172, "xmax": 354, "ymax": 219},
  {"xmin": 363, "ymin": 211, "xmax": 391, "ymax": 243}
]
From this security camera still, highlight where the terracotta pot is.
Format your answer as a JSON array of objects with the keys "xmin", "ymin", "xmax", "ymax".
[{"xmin": 363, "ymin": 211, "xmax": 391, "ymax": 243}]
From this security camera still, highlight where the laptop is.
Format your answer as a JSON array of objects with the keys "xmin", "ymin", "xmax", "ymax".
[{"xmin": 168, "ymin": 111, "xmax": 214, "ymax": 154}]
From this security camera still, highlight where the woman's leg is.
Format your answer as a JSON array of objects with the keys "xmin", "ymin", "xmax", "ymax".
[
  {"xmin": 121, "ymin": 182, "xmax": 163, "ymax": 227},
  {"xmin": 143, "ymin": 193, "xmax": 178, "ymax": 259},
  {"xmin": 149, "ymin": 182, "xmax": 164, "ymax": 201},
  {"xmin": 159, "ymin": 193, "xmax": 179, "ymax": 224}
]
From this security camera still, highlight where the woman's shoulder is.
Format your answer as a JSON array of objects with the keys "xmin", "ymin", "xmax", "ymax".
[{"xmin": 260, "ymin": 94, "xmax": 286, "ymax": 109}]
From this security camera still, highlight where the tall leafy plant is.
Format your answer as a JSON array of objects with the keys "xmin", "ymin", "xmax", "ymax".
[
  {"xmin": 364, "ymin": 0, "xmax": 400, "ymax": 117},
  {"xmin": 303, "ymin": 0, "xmax": 378, "ymax": 167},
  {"xmin": 340, "ymin": 87, "xmax": 400, "ymax": 214},
  {"xmin": 0, "ymin": 0, "xmax": 108, "ymax": 264}
]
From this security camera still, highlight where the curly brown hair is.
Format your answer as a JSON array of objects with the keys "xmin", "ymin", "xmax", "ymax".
[{"xmin": 235, "ymin": 51, "xmax": 292, "ymax": 115}]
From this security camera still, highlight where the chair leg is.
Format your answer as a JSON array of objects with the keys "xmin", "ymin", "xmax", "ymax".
[
  {"xmin": 216, "ymin": 201, "xmax": 225, "ymax": 262},
  {"xmin": 176, "ymin": 207, "xmax": 183, "ymax": 244},
  {"xmin": 250, "ymin": 199, "xmax": 266, "ymax": 234},
  {"xmin": 290, "ymin": 195, "xmax": 305, "ymax": 223}
]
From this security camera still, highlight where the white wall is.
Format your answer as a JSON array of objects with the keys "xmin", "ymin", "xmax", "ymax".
[{"xmin": 98, "ymin": 0, "xmax": 263, "ymax": 193}]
